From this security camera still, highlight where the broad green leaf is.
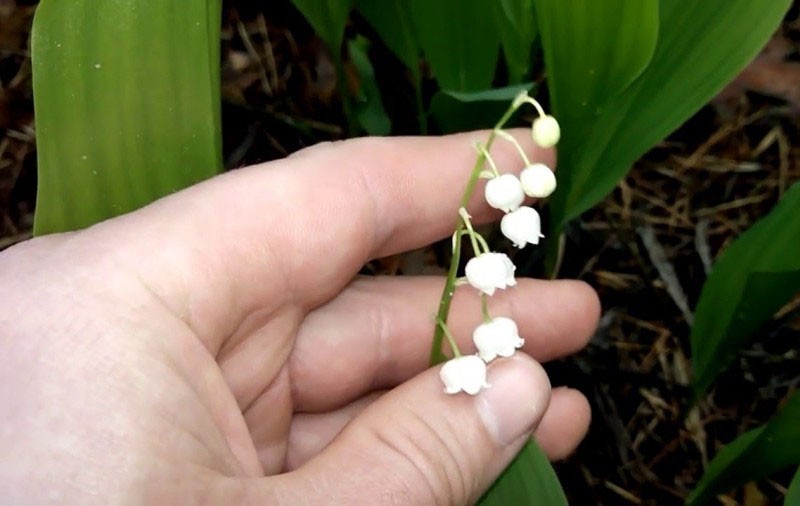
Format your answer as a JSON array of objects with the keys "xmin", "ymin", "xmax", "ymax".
[
  {"xmin": 479, "ymin": 439, "xmax": 568, "ymax": 506},
  {"xmin": 430, "ymin": 84, "xmax": 533, "ymax": 133},
  {"xmin": 32, "ymin": 0, "xmax": 222, "ymax": 235},
  {"xmin": 408, "ymin": 0, "xmax": 500, "ymax": 92},
  {"xmin": 290, "ymin": 0, "xmax": 353, "ymax": 52},
  {"xmin": 786, "ymin": 466, "xmax": 800, "ymax": 506},
  {"xmin": 691, "ymin": 182, "xmax": 800, "ymax": 396},
  {"xmin": 536, "ymin": 0, "xmax": 658, "ymax": 254},
  {"xmin": 348, "ymin": 36, "xmax": 391, "ymax": 135},
  {"xmin": 687, "ymin": 392, "xmax": 800, "ymax": 506},
  {"xmin": 542, "ymin": 0, "xmax": 791, "ymax": 250},
  {"xmin": 356, "ymin": 0, "xmax": 419, "ymax": 78},
  {"xmin": 494, "ymin": 0, "xmax": 538, "ymax": 84},
  {"xmin": 535, "ymin": 0, "xmax": 658, "ymax": 127}
]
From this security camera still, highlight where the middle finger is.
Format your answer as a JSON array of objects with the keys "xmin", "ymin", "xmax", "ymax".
[{"xmin": 288, "ymin": 275, "xmax": 599, "ymax": 412}]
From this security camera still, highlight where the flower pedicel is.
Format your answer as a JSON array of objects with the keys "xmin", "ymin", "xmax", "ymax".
[{"xmin": 434, "ymin": 91, "xmax": 559, "ymax": 395}]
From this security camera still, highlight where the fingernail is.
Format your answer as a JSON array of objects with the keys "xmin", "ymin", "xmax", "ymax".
[{"xmin": 476, "ymin": 355, "xmax": 550, "ymax": 446}]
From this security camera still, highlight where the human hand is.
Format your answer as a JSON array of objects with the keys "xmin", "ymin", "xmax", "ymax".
[{"xmin": 0, "ymin": 132, "xmax": 599, "ymax": 504}]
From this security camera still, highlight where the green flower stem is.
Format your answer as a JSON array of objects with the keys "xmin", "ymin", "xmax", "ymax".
[
  {"xmin": 475, "ymin": 233, "xmax": 490, "ymax": 254},
  {"xmin": 459, "ymin": 207, "xmax": 490, "ymax": 256},
  {"xmin": 522, "ymin": 96, "xmax": 546, "ymax": 118},
  {"xmin": 495, "ymin": 129, "xmax": 532, "ymax": 166},
  {"xmin": 458, "ymin": 208, "xmax": 482, "ymax": 255},
  {"xmin": 429, "ymin": 100, "xmax": 521, "ymax": 365},
  {"xmin": 481, "ymin": 294, "xmax": 492, "ymax": 323},
  {"xmin": 435, "ymin": 316, "xmax": 462, "ymax": 357},
  {"xmin": 476, "ymin": 144, "xmax": 501, "ymax": 177}
]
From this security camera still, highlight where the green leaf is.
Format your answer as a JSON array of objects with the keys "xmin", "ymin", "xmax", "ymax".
[
  {"xmin": 348, "ymin": 36, "xmax": 391, "ymax": 136},
  {"xmin": 408, "ymin": 0, "xmax": 501, "ymax": 92},
  {"xmin": 691, "ymin": 182, "xmax": 800, "ymax": 396},
  {"xmin": 687, "ymin": 392, "xmax": 800, "ymax": 506},
  {"xmin": 542, "ymin": 0, "xmax": 791, "ymax": 246},
  {"xmin": 536, "ymin": 0, "xmax": 658, "ymax": 256},
  {"xmin": 430, "ymin": 83, "xmax": 534, "ymax": 133},
  {"xmin": 494, "ymin": 0, "xmax": 538, "ymax": 83},
  {"xmin": 479, "ymin": 439, "xmax": 568, "ymax": 505},
  {"xmin": 290, "ymin": 0, "xmax": 353, "ymax": 52},
  {"xmin": 786, "ymin": 466, "xmax": 800, "ymax": 506},
  {"xmin": 32, "ymin": 0, "xmax": 222, "ymax": 235},
  {"xmin": 535, "ymin": 0, "xmax": 658, "ymax": 126},
  {"xmin": 356, "ymin": 0, "xmax": 419, "ymax": 78}
]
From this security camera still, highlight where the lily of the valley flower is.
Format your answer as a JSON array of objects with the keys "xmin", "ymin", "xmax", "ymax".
[
  {"xmin": 484, "ymin": 173, "xmax": 525, "ymax": 213},
  {"xmin": 473, "ymin": 317, "xmax": 524, "ymax": 362},
  {"xmin": 440, "ymin": 355, "xmax": 490, "ymax": 395},
  {"xmin": 500, "ymin": 206, "xmax": 544, "ymax": 248},
  {"xmin": 465, "ymin": 252, "xmax": 517, "ymax": 295},
  {"xmin": 531, "ymin": 115, "xmax": 561, "ymax": 148},
  {"xmin": 520, "ymin": 163, "xmax": 557, "ymax": 198}
]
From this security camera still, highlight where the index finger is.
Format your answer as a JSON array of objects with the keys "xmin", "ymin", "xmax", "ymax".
[
  {"xmin": 286, "ymin": 129, "xmax": 554, "ymax": 262},
  {"xmin": 96, "ymin": 130, "xmax": 553, "ymax": 351}
]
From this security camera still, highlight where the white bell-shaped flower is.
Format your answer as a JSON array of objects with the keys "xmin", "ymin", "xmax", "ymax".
[
  {"xmin": 465, "ymin": 252, "xmax": 517, "ymax": 296},
  {"xmin": 484, "ymin": 174, "xmax": 525, "ymax": 213},
  {"xmin": 440, "ymin": 355, "xmax": 490, "ymax": 395},
  {"xmin": 520, "ymin": 163, "xmax": 557, "ymax": 198},
  {"xmin": 531, "ymin": 115, "xmax": 561, "ymax": 148},
  {"xmin": 473, "ymin": 317, "xmax": 525, "ymax": 362},
  {"xmin": 500, "ymin": 207, "xmax": 544, "ymax": 248}
]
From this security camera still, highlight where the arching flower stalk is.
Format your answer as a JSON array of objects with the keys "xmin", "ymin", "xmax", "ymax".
[{"xmin": 431, "ymin": 91, "xmax": 560, "ymax": 395}]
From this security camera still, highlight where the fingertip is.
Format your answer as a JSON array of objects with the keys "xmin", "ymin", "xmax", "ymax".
[
  {"xmin": 510, "ymin": 279, "xmax": 600, "ymax": 361},
  {"xmin": 566, "ymin": 279, "xmax": 602, "ymax": 345},
  {"xmin": 277, "ymin": 352, "xmax": 554, "ymax": 504},
  {"xmin": 478, "ymin": 354, "xmax": 552, "ymax": 446},
  {"xmin": 534, "ymin": 387, "xmax": 592, "ymax": 460},
  {"xmin": 573, "ymin": 279, "xmax": 602, "ymax": 317}
]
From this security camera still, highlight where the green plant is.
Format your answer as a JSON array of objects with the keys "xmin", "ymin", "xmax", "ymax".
[
  {"xmin": 691, "ymin": 182, "xmax": 800, "ymax": 397},
  {"xmin": 527, "ymin": 1, "xmax": 797, "ymax": 502},
  {"xmin": 686, "ymin": 391, "xmax": 800, "ymax": 505},
  {"xmin": 787, "ymin": 466, "xmax": 800, "ymax": 505},
  {"xmin": 427, "ymin": 95, "xmax": 566, "ymax": 505},
  {"xmin": 534, "ymin": 0, "xmax": 792, "ymax": 271},
  {"xmin": 684, "ymin": 181, "xmax": 800, "ymax": 504},
  {"xmin": 32, "ymin": 0, "xmax": 222, "ymax": 234}
]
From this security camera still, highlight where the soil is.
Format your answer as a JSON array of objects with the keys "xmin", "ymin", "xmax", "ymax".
[{"xmin": 1, "ymin": 1, "xmax": 798, "ymax": 504}]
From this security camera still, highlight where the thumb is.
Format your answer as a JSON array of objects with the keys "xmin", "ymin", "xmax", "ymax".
[{"xmin": 257, "ymin": 353, "xmax": 551, "ymax": 505}]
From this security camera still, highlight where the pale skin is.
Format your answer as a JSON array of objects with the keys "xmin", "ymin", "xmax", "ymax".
[{"xmin": 0, "ymin": 131, "xmax": 600, "ymax": 504}]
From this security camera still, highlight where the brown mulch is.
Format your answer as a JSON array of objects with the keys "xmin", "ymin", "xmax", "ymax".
[{"xmin": 1, "ymin": 1, "xmax": 798, "ymax": 504}]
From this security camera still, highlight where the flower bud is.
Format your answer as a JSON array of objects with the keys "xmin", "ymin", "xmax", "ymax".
[
  {"xmin": 440, "ymin": 355, "xmax": 490, "ymax": 395},
  {"xmin": 484, "ymin": 174, "xmax": 525, "ymax": 213},
  {"xmin": 465, "ymin": 252, "xmax": 517, "ymax": 296},
  {"xmin": 500, "ymin": 206, "xmax": 543, "ymax": 248},
  {"xmin": 520, "ymin": 163, "xmax": 557, "ymax": 198},
  {"xmin": 531, "ymin": 115, "xmax": 560, "ymax": 148},
  {"xmin": 473, "ymin": 317, "xmax": 525, "ymax": 362}
]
